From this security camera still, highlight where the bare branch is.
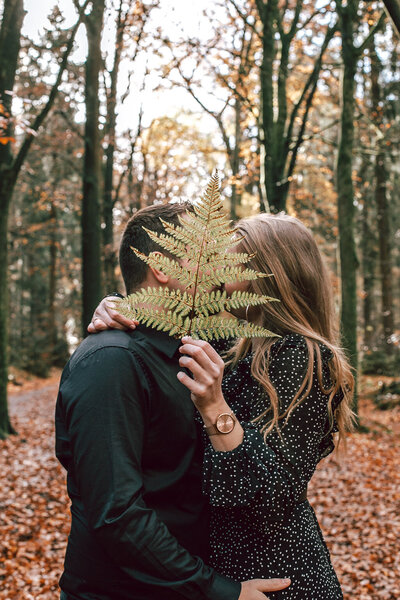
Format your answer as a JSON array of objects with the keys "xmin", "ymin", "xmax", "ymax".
[
  {"xmin": 296, "ymin": 5, "xmax": 331, "ymax": 33},
  {"xmin": 286, "ymin": 22, "xmax": 337, "ymax": 151},
  {"xmin": 382, "ymin": 0, "xmax": 400, "ymax": 35},
  {"xmin": 228, "ymin": 0, "xmax": 262, "ymax": 39},
  {"xmin": 11, "ymin": 0, "xmax": 91, "ymax": 183},
  {"xmin": 287, "ymin": 0, "xmax": 304, "ymax": 40},
  {"xmin": 301, "ymin": 118, "xmax": 340, "ymax": 142},
  {"xmin": 357, "ymin": 11, "xmax": 386, "ymax": 54},
  {"xmin": 55, "ymin": 109, "xmax": 84, "ymax": 139}
]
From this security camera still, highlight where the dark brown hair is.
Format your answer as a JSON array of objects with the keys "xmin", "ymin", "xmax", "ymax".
[{"xmin": 119, "ymin": 201, "xmax": 191, "ymax": 294}]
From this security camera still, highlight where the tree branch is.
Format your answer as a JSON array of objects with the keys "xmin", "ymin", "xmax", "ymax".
[
  {"xmin": 287, "ymin": 0, "xmax": 304, "ymax": 40},
  {"xmin": 10, "ymin": 0, "xmax": 91, "ymax": 184},
  {"xmin": 357, "ymin": 11, "xmax": 386, "ymax": 54},
  {"xmin": 285, "ymin": 22, "xmax": 337, "ymax": 152},
  {"xmin": 55, "ymin": 109, "xmax": 84, "ymax": 139},
  {"xmin": 382, "ymin": 0, "xmax": 400, "ymax": 36}
]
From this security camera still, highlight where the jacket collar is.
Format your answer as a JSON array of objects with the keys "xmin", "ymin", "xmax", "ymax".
[{"xmin": 135, "ymin": 324, "xmax": 181, "ymax": 358}]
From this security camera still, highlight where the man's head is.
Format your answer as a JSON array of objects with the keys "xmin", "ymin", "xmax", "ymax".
[{"xmin": 119, "ymin": 201, "xmax": 191, "ymax": 294}]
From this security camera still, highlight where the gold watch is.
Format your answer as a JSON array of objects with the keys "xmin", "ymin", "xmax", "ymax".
[{"xmin": 204, "ymin": 412, "xmax": 236, "ymax": 436}]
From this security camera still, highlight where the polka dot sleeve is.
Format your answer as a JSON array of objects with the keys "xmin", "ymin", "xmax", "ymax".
[{"xmin": 202, "ymin": 335, "xmax": 340, "ymax": 522}]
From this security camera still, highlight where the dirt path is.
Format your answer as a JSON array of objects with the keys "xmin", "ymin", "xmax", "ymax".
[{"xmin": 1, "ymin": 376, "xmax": 399, "ymax": 599}]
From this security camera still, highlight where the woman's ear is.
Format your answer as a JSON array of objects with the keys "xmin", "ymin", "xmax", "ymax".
[{"xmin": 148, "ymin": 251, "xmax": 169, "ymax": 284}]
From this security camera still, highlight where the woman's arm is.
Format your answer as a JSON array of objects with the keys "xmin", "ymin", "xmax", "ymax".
[
  {"xmin": 87, "ymin": 296, "xmax": 138, "ymax": 332},
  {"xmin": 180, "ymin": 336, "xmax": 337, "ymax": 522}
]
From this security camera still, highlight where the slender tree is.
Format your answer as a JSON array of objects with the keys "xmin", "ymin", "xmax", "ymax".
[
  {"xmin": 359, "ymin": 159, "xmax": 377, "ymax": 350},
  {"xmin": 335, "ymin": 0, "xmax": 385, "ymax": 417},
  {"xmin": 102, "ymin": 0, "xmax": 155, "ymax": 289},
  {"xmin": 0, "ymin": 0, "xmax": 89, "ymax": 438},
  {"xmin": 254, "ymin": 0, "xmax": 338, "ymax": 212},
  {"xmin": 370, "ymin": 37, "xmax": 395, "ymax": 353},
  {"xmin": 0, "ymin": 0, "xmax": 25, "ymax": 438},
  {"xmin": 80, "ymin": 0, "xmax": 105, "ymax": 333}
]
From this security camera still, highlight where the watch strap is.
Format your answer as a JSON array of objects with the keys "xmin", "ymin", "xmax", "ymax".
[{"xmin": 204, "ymin": 423, "xmax": 220, "ymax": 436}]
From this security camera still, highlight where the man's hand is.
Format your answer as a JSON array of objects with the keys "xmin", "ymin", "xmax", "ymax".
[
  {"xmin": 239, "ymin": 578, "xmax": 291, "ymax": 599},
  {"xmin": 87, "ymin": 297, "xmax": 138, "ymax": 333}
]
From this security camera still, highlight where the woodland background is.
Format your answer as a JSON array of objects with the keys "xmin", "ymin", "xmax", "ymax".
[{"xmin": 0, "ymin": 0, "xmax": 399, "ymax": 598}]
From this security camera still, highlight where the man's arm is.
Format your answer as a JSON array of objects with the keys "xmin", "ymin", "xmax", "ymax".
[{"xmin": 59, "ymin": 345, "xmax": 240, "ymax": 600}]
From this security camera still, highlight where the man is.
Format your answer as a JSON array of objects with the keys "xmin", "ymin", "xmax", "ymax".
[{"xmin": 56, "ymin": 202, "xmax": 290, "ymax": 600}]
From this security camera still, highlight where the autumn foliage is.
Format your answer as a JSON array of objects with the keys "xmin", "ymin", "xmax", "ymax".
[{"xmin": 0, "ymin": 374, "xmax": 399, "ymax": 600}]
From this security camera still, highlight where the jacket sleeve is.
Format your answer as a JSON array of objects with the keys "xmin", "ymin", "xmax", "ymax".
[
  {"xmin": 202, "ymin": 338, "xmax": 337, "ymax": 522},
  {"xmin": 60, "ymin": 346, "xmax": 240, "ymax": 600}
]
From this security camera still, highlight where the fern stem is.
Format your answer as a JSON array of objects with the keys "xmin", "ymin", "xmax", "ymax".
[{"xmin": 187, "ymin": 177, "xmax": 217, "ymax": 334}]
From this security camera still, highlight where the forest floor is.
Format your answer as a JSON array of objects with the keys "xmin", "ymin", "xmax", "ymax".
[{"xmin": 0, "ymin": 371, "xmax": 399, "ymax": 600}]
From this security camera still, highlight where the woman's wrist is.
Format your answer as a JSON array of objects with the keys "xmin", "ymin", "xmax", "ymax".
[{"xmin": 197, "ymin": 398, "xmax": 232, "ymax": 426}]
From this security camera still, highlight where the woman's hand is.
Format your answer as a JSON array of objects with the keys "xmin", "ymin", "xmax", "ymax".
[
  {"xmin": 87, "ymin": 297, "xmax": 138, "ymax": 333},
  {"xmin": 177, "ymin": 337, "xmax": 226, "ymax": 413},
  {"xmin": 239, "ymin": 578, "xmax": 291, "ymax": 599},
  {"xmin": 178, "ymin": 337, "xmax": 244, "ymax": 451}
]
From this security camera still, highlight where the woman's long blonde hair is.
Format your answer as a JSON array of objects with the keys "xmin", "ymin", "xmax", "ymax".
[{"xmin": 230, "ymin": 212, "xmax": 355, "ymax": 444}]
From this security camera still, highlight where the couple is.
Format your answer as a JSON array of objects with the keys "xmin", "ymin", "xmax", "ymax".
[{"xmin": 55, "ymin": 201, "xmax": 354, "ymax": 600}]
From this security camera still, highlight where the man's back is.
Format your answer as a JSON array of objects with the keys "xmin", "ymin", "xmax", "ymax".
[{"xmin": 56, "ymin": 326, "xmax": 238, "ymax": 600}]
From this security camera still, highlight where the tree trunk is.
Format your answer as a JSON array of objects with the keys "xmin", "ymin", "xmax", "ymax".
[
  {"xmin": 375, "ymin": 150, "xmax": 394, "ymax": 351},
  {"xmin": 256, "ymin": 0, "xmax": 332, "ymax": 213},
  {"xmin": 0, "ymin": 0, "xmax": 83, "ymax": 436},
  {"xmin": 49, "ymin": 199, "xmax": 58, "ymax": 356},
  {"xmin": 336, "ymin": 1, "xmax": 359, "ymax": 416},
  {"xmin": 81, "ymin": 1, "xmax": 105, "ymax": 334},
  {"xmin": 230, "ymin": 97, "xmax": 242, "ymax": 220},
  {"xmin": 370, "ymin": 41, "xmax": 395, "ymax": 353},
  {"xmin": 0, "ymin": 0, "xmax": 25, "ymax": 438},
  {"xmin": 360, "ymin": 175, "xmax": 376, "ymax": 350},
  {"xmin": 258, "ymin": 0, "xmax": 278, "ymax": 211},
  {"xmin": 103, "ymin": 1, "xmax": 126, "ymax": 291},
  {"xmin": 0, "ymin": 189, "xmax": 16, "ymax": 438}
]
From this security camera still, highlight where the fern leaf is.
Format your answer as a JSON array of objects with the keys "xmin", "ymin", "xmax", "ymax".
[
  {"xmin": 132, "ymin": 249, "xmax": 195, "ymax": 288},
  {"xmin": 194, "ymin": 290, "xmax": 278, "ymax": 316},
  {"xmin": 126, "ymin": 171, "xmax": 280, "ymax": 342},
  {"xmin": 118, "ymin": 306, "xmax": 191, "ymax": 337},
  {"xmin": 118, "ymin": 288, "xmax": 193, "ymax": 318},
  {"xmin": 142, "ymin": 228, "xmax": 188, "ymax": 260},
  {"xmin": 191, "ymin": 315, "xmax": 277, "ymax": 341},
  {"xmin": 196, "ymin": 266, "xmax": 269, "ymax": 293}
]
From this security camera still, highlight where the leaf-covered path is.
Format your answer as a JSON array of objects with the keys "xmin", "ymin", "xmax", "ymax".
[{"xmin": 0, "ymin": 374, "xmax": 399, "ymax": 599}]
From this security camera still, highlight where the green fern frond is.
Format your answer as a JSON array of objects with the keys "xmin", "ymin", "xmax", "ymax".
[
  {"xmin": 125, "ymin": 171, "xmax": 279, "ymax": 341},
  {"xmin": 122, "ymin": 307, "xmax": 190, "ymax": 337},
  {"xmin": 196, "ymin": 251, "xmax": 254, "ymax": 270},
  {"xmin": 224, "ymin": 290, "xmax": 279, "ymax": 311},
  {"xmin": 191, "ymin": 315, "xmax": 277, "ymax": 341},
  {"xmin": 131, "ymin": 249, "xmax": 195, "ymax": 288},
  {"xmin": 196, "ymin": 266, "xmax": 269, "ymax": 294},
  {"xmin": 193, "ymin": 290, "xmax": 278, "ymax": 316},
  {"xmin": 119, "ymin": 288, "xmax": 193, "ymax": 317},
  {"xmin": 142, "ymin": 228, "xmax": 188, "ymax": 260},
  {"xmin": 159, "ymin": 218, "xmax": 202, "ymax": 249}
]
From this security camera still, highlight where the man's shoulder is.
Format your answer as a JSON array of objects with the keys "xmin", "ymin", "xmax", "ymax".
[{"xmin": 67, "ymin": 329, "xmax": 151, "ymax": 372}]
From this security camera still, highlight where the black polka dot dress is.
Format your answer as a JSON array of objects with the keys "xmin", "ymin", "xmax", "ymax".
[{"xmin": 202, "ymin": 334, "xmax": 344, "ymax": 599}]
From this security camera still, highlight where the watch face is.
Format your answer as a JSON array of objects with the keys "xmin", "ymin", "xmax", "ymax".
[{"xmin": 216, "ymin": 413, "xmax": 235, "ymax": 434}]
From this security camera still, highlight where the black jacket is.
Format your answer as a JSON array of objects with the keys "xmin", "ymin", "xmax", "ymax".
[{"xmin": 55, "ymin": 326, "xmax": 240, "ymax": 600}]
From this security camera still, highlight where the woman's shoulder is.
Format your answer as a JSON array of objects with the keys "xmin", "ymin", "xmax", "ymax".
[{"xmin": 270, "ymin": 333, "xmax": 333, "ymax": 363}]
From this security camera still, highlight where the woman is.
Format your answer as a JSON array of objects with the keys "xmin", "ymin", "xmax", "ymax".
[{"xmin": 91, "ymin": 212, "xmax": 354, "ymax": 599}]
